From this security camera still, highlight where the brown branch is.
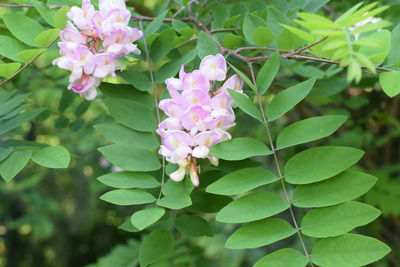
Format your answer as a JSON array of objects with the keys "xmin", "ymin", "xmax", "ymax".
[{"xmin": 0, "ymin": 39, "xmax": 58, "ymax": 87}]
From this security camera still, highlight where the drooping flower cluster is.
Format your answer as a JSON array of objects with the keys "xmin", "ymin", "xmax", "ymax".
[
  {"xmin": 157, "ymin": 54, "xmax": 243, "ymax": 186},
  {"xmin": 53, "ymin": 0, "xmax": 142, "ymax": 100}
]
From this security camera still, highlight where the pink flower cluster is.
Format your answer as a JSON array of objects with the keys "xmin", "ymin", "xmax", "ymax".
[
  {"xmin": 53, "ymin": 0, "xmax": 142, "ymax": 100},
  {"xmin": 157, "ymin": 54, "xmax": 243, "ymax": 186}
]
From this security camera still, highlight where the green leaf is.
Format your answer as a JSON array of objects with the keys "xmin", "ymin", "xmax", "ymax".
[
  {"xmin": 0, "ymin": 151, "xmax": 32, "ymax": 182},
  {"xmin": 216, "ymin": 192, "xmax": 289, "ymax": 223},
  {"xmin": 100, "ymin": 189, "xmax": 156, "ymax": 205},
  {"xmin": 293, "ymin": 171, "xmax": 377, "ymax": 208},
  {"xmin": 197, "ymin": 31, "xmax": 220, "ymax": 59},
  {"xmin": 311, "ymin": 234, "xmax": 391, "ymax": 267},
  {"xmin": 131, "ymin": 208, "xmax": 165, "ymax": 230},
  {"xmin": 34, "ymin": 29, "xmax": 60, "ymax": 47},
  {"xmin": 284, "ymin": 146, "xmax": 364, "ymax": 184},
  {"xmin": 280, "ymin": 24, "xmax": 314, "ymax": 42},
  {"xmin": 359, "ymin": 30, "xmax": 391, "ymax": 64},
  {"xmin": 252, "ymin": 26, "xmax": 274, "ymax": 46},
  {"xmin": 17, "ymin": 49, "xmax": 46, "ymax": 62},
  {"xmin": 188, "ymin": 191, "xmax": 232, "ymax": 213},
  {"xmin": 0, "ymin": 63, "xmax": 21, "ymax": 78},
  {"xmin": 150, "ymin": 28, "xmax": 175, "ymax": 63},
  {"xmin": 210, "ymin": 137, "xmax": 273, "ymax": 161},
  {"xmin": 53, "ymin": 6, "xmax": 69, "ymax": 28},
  {"xmin": 0, "ymin": 146, "xmax": 13, "ymax": 162},
  {"xmin": 98, "ymin": 144, "xmax": 161, "ymax": 172},
  {"xmin": 228, "ymin": 89, "xmax": 262, "ymax": 121},
  {"xmin": 33, "ymin": 0, "xmax": 56, "ymax": 26},
  {"xmin": 206, "ymin": 167, "xmax": 278, "ymax": 195},
  {"xmin": 157, "ymin": 179, "xmax": 193, "ymax": 209},
  {"xmin": 94, "ymin": 123, "xmax": 158, "ymax": 150},
  {"xmin": 175, "ymin": 215, "xmax": 214, "ymax": 237},
  {"xmin": 139, "ymin": 229, "xmax": 174, "ymax": 267},
  {"xmin": 379, "ymin": 71, "xmax": 400, "ymax": 97},
  {"xmin": 119, "ymin": 70, "xmax": 152, "ymax": 91},
  {"xmin": 243, "ymin": 13, "xmax": 266, "ymax": 44},
  {"xmin": 3, "ymin": 13, "xmax": 44, "ymax": 46},
  {"xmin": 225, "ymin": 218, "xmax": 296, "ymax": 249},
  {"xmin": 0, "ymin": 108, "xmax": 44, "ymax": 137},
  {"xmin": 276, "ymin": 115, "xmax": 347, "ymax": 149},
  {"xmin": 223, "ymin": 33, "xmax": 243, "ymax": 49},
  {"xmin": 155, "ymin": 50, "xmax": 197, "ymax": 83},
  {"xmin": 0, "ymin": 93, "xmax": 29, "ymax": 117},
  {"xmin": 301, "ymin": 201, "xmax": 381, "ymax": 238},
  {"xmin": 97, "ymin": 172, "xmax": 159, "ymax": 189},
  {"xmin": 266, "ymin": 78, "xmax": 316, "ymax": 121},
  {"xmin": 256, "ymin": 52, "xmax": 280, "ymax": 94},
  {"xmin": 254, "ymin": 248, "xmax": 309, "ymax": 267},
  {"xmin": 31, "ymin": 146, "xmax": 70, "ymax": 168},
  {"xmin": 104, "ymin": 98, "xmax": 157, "ymax": 132},
  {"xmin": 0, "ymin": 35, "xmax": 27, "ymax": 61},
  {"xmin": 144, "ymin": 10, "xmax": 167, "ymax": 36}
]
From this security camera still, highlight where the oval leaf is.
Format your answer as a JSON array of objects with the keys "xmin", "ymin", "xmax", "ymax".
[
  {"xmin": 175, "ymin": 215, "xmax": 214, "ymax": 237},
  {"xmin": 31, "ymin": 145, "xmax": 70, "ymax": 168},
  {"xmin": 266, "ymin": 78, "xmax": 316, "ymax": 121},
  {"xmin": 276, "ymin": 115, "xmax": 347, "ymax": 149},
  {"xmin": 98, "ymin": 144, "xmax": 161, "ymax": 172},
  {"xmin": 3, "ymin": 13, "xmax": 44, "ymax": 46},
  {"xmin": 97, "ymin": 172, "xmax": 159, "ymax": 189},
  {"xmin": 254, "ymin": 248, "xmax": 309, "ymax": 267},
  {"xmin": 131, "ymin": 207, "xmax": 165, "ymax": 230},
  {"xmin": 379, "ymin": 71, "xmax": 400, "ymax": 97},
  {"xmin": 228, "ymin": 89, "xmax": 262, "ymax": 121},
  {"xmin": 216, "ymin": 192, "xmax": 289, "ymax": 223},
  {"xmin": 206, "ymin": 167, "xmax": 278, "ymax": 195},
  {"xmin": 256, "ymin": 52, "xmax": 280, "ymax": 94},
  {"xmin": 226, "ymin": 218, "xmax": 296, "ymax": 249},
  {"xmin": 284, "ymin": 146, "xmax": 364, "ymax": 184},
  {"xmin": 100, "ymin": 189, "xmax": 156, "ymax": 205},
  {"xmin": 0, "ymin": 150, "xmax": 32, "ymax": 182},
  {"xmin": 139, "ymin": 229, "xmax": 174, "ymax": 267},
  {"xmin": 210, "ymin": 137, "xmax": 272, "ymax": 161},
  {"xmin": 311, "ymin": 234, "xmax": 391, "ymax": 267},
  {"xmin": 301, "ymin": 201, "xmax": 381, "ymax": 238},
  {"xmin": 293, "ymin": 171, "xmax": 377, "ymax": 208}
]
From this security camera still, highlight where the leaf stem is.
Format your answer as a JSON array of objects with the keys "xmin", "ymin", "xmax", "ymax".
[{"xmin": 247, "ymin": 62, "xmax": 315, "ymax": 267}]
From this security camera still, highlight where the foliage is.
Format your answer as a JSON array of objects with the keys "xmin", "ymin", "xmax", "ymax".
[{"xmin": 1, "ymin": 0, "xmax": 400, "ymax": 267}]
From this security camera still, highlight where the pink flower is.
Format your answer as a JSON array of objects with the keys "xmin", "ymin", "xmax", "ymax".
[
  {"xmin": 157, "ymin": 54, "xmax": 242, "ymax": 186},
  {"xmin": 54, "ymin": 0, "xmax": 143, "ymax": 100},
  {"xmin": 199, "ymin": 54, "xmax": 227, "ymax": 81},
  {"xmin": 219, "ymin": 74, "xmax": 244, "ymax": 93}
]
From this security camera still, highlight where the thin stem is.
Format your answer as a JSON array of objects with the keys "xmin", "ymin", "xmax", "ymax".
[
  {"xmin": 248, "ymin": 62, "xmax": 315, "ymax": 267},
  {"xmin": 139, "ymin": 20, "xmax": 166, "ymax": 200},
  {"xmin": 0, "ymin": 38, "xmax": 58, "ymax": 87}
]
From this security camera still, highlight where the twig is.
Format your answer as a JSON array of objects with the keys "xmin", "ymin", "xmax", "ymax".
[
  {"xmin": 247, "ymin": 62, "xmax": 315, "ymax": 267},
  {"xmin": 0, "ymin": 39, "xmax": 58, "ymax": 87}
]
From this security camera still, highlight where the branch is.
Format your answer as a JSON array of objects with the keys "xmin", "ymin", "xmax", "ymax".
[{"xmin": 0, "ymin": 39, "xmax": 59, "ymax": 87}]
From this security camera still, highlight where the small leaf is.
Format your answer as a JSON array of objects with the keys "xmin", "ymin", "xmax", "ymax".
[
  {"xmin": 150, "ymin": 28, "xmax": 175, "ymax": 63},
  {"xmin": 97, "ymin": 172, "xmax": 159, "ymax": 189},
  {"xmin": 0, "ymin": 109, "xmax": 44, "ymax": 136},
  {"xmin": 98, "ymin": 144, "xmax": 161, "ymax": 172},
  {"xmin": 228, "ymin": 89, "xmax": 262, "ymax": 121},
  {"xmin": 0, "ymin": 63, "xmax": 21, "ymax": 78},
  {"xmin": 53, "ymin": 6, "xmax": 69, "ymax": 28},
  {"xmin": 256, "ymin": 52, "xmax": 280, "ymax": 94},
  {"xmin": 266, "ymin": 78, "xmax": 316, "ymax": 121},
  {"xmin": 188, "ymin": 191, "xmax": 232, "ymax": 213},
  {"xmin": 175, "ymin": 215, "xmax": 214, "ymax": 237},
  {"xmin": 206, "ymin": 167, "xmax": 278, "ymax": 195},
  {"xmin": 284, "ymin": 146, "xmax": 364, "ymax": 184},
  {"xmin": 293, "ymin": 171, "xmax": 377, "ymax": 208},
  {"xmin": 100, "ymin": 189, "xmax": 156, "ymax": 205},
  {"xmin": 17, "ymin": 49, "xmax": 46, "ymax": 63},
  {"xmin": 276, "ymin": 115, "xmax": 347, "ymax": 149},
  {"xmin": 3, "ymin": 13, "xmax": 44, "ymax": 46},
  {"xmin": 280, "ymin": 24, "xmax": 314, "ymax": 42},
  {"xmin": 311, "ymin": 234, "xmax": 391, "ymax": 267},
  {"xmin": 197, "ymin": 31, "xmax": 220, "ymax": 59},
  {"xmin": 0, "ymin": 151, "xmax": 32, "ymax": 182},
  {"xmin": 34, "ymin": 29, "xmax": 60, "ymax": 47},
  {"xmin": 216, "ymin": 192, "xmax": 290, "ymax": 223},
  {"xmin": 379, "ymin": 71, "xmax": 400, "ymax": 97},
  {"xmin": 252, "ymin": 26, "xmax": 274, "ymax": 46},
  {"xmin": 131, "ymin": 208, "xmax": 165, "ymax": 230},
  {"xmin": 210, "ymin": 137, "xmax": 272, "ymax": 161},
  {"xmin": 0, "ymin": 146, "xmax": 13, "ymax": 162},
  {"xmin": 144, "ymin": 10, "xmax": 167, "ymax": 35},
  {"xmin": 31, "ymin": 146, "xmax": 70, "ymax": 168},
  {"xmin": 119, "ymin": 70, "xmax": 152, "ymax": 91},
  {"xmin": 226, "ymin": 218, "xmax": 296, "ymax": 249},
  {"xmin": 139, "ymin": 229, "xmax": 174, "ymax": 267},
  {"xmin": 104, "ymin": 98, "xmax": 157, "ymax": 132},
  {"xmin": 301, "ymin": 201, "xmax": 381, "ymax": 238},
  {"xmin": 243, "ymin": 13, "xmax": 266, "ymax": 44},
  {"xmin": 254, "ymin": 248, "xmax": 309, "ymax": 267},
  {"xmin": 0, "ymin": 35, "xmax": 27, "ymax": 61},
  {"xmin": 157, "ymin": 179, "xmax": 193, "ymax": 209}
]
